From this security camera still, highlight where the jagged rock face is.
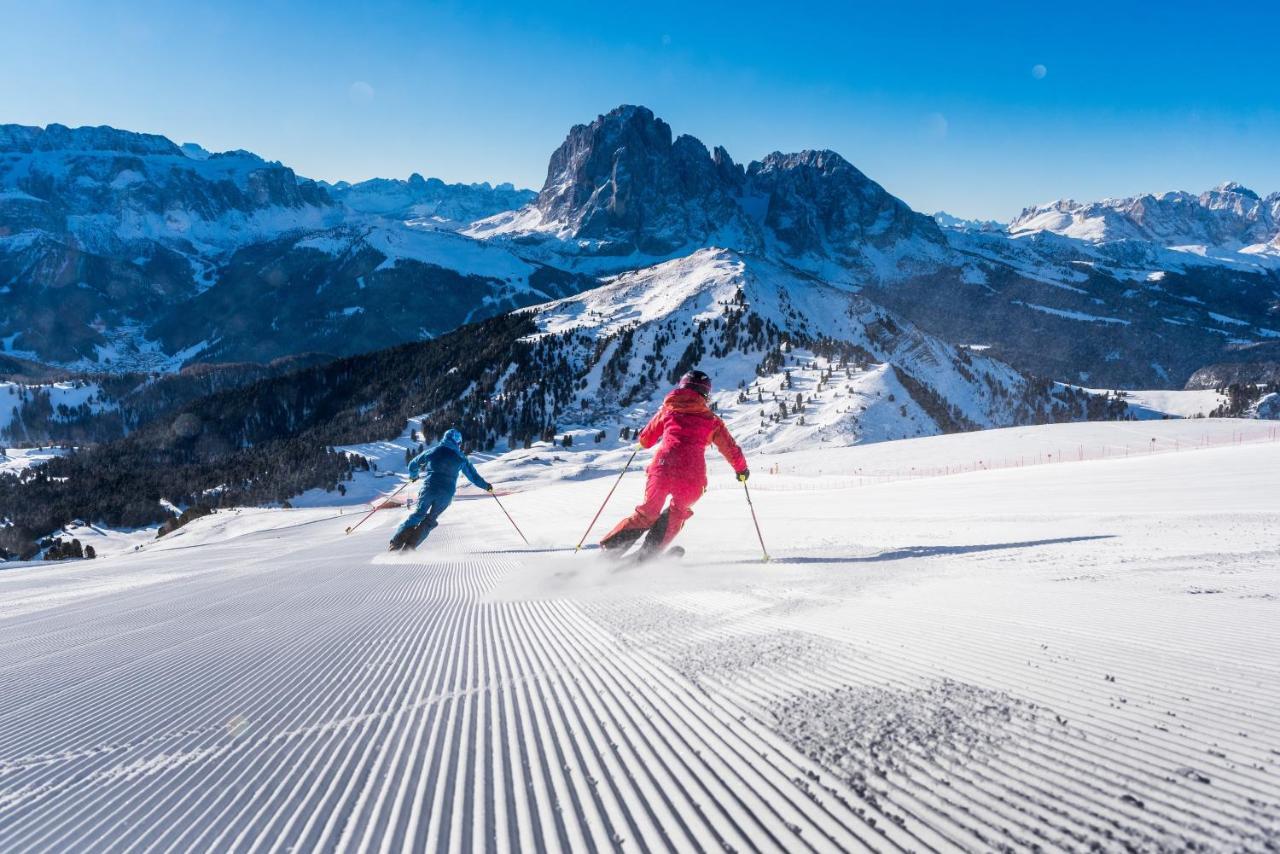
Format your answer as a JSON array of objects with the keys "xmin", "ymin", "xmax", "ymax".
[
  {"xmin": 0, "ymin": 124, "xmax": 331, "ymax": 256},
  {"xmin": 0, "ymin": 123, "xmax": 182, "ymax": 156},
  {"xmin": 534, "ymin": 105, "xmax": 750, "ymax": 254},
  {"xmin": 521, "ymin": 105, "xmax": 942, "ymax": 263},
  {"xmin": 747, "ymin": 150, "xmax": 943, "ymax": 257},
  {"xmin": 1009, "ymin": 182, "xmax": 1280, "ymax": 248}
]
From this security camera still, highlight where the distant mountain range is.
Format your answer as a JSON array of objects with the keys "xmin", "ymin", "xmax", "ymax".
[
  {"xmin": 0, "ymin": 123, "xmax": 560, "ymax": 370},
  {"xmin": 2, "ymin": 108, "xmax": 1279, "ymax": 390}
]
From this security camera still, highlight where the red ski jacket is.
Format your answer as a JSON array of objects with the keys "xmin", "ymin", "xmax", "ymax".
[{"xmin": 638, "ymin": 388, "xmax": 748, "ymax": 486}]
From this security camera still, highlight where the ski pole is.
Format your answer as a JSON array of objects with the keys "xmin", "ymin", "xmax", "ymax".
[
  {"xmin": 575, "ymin": 445, "xmax": 640, "ymax": 551},
  {"xmin": 741, "ymin": 479, "xmax": 771, "ymax": 563},
  {"xmin": 345, "ymin": 479, "xmax": 413, "ymax": 535},
  {"xmin": 489, "ymin": 490, "xmax": 529, "ymax": 545}
]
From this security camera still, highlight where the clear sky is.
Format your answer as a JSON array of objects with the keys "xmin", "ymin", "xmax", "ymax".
[{"xmin": 3, "ymin": 0, "xmax": 1278, "ymax": 220}]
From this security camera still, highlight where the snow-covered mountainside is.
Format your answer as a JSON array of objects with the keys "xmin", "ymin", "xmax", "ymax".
[
  {"xmin": 0, "ymin": 124, "xmax": 541, "ymax": 370},
  {"xmin": 0, "ymin": 123, "xmax": 336, "ymax": 257},
  {"xmin": 467, "ymin": 105, "xmax": 946, "ymax": 283},
  {"xmin": 1008, "ymin": 182, "xmax": 1280, "ymax": 269},
  {"xmin": 5, "ymin": 110, "xmax": 1280, "ymax": 392},
  {"xmin": 0, "ymin": 380, "xmax": 111, "ymax": 442},
  {"xmin": 517, "ymin": 248, "xmax": 1118, "ymax": 449},
  {"xmin": 0, "ymin": 246, "xmax": 1132, "ymax": 560},
  {"xmin": 145, "ymin": 224, "xmax": 587, "ymax": 366},
  {"xmin": 467, "ymin": 106, "xmax": 1280, "ymax": 389}
]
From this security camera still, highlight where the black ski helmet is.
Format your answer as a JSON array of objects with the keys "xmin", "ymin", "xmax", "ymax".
[{"xmin": 678, "ymin": 369, "xmax": 712, "ymax": 399}]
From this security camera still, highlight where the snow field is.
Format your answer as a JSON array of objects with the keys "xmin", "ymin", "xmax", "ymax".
[
  {"xmin": 0, "ymin": 381, "xmax": 107, "ymax": 437},
  {"xmin": 0, "ymin": 421, "xmax": 1276, "ymax": 850},
  {"xmin": 0, "ymin": 446, "xmax": 68, "ymax": 478}
]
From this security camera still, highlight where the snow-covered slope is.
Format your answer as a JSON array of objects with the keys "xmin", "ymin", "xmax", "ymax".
[
  {"xmin": 467, "ymin": 107, "xmax": 1280, "ymax": 390},
  {"xmin": 1, "ymin": 420, "xmax": 1276, "ymax": 850},
  {"xmin": 0, "ymin": 380, "xmax": 112, "ymax": 442},
  {"xmin": 519, "ymin": 248, "xmax": 1118, "ymax": 449},
  {"xmin": 0, "ymin": 445, "xmax": 66, "ymax": 478}
]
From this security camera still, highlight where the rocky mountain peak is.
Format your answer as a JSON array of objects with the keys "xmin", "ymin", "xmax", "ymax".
[
  {"xmin": 752, "ymin": 149, "xmax": 853, "ymax": 175},
  {"xmin": 0, "ymin": 123, "xmax": 183, "ymax": 156},
  {"xmin": 747, "ymin": 148, "xmax": 943, "ymax": 253},
  {"xmin": 1214, "ymin": 181, "xmax": 1260, "ymax": 200},
  {"xmin": 532, "ymin": 105, "xmax": 747, "ymax": 254},
  {"xmin": 508, "ymin": 105, "xmax": 945, "ymax": 267}
]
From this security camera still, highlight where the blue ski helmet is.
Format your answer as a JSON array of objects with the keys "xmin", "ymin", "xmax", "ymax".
[{"xmin": 443, "ymin": 428, "xmax": 463, "ymax": 446}]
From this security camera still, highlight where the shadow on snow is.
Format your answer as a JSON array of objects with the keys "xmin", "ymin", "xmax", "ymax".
[{"xmin": 771, "ymin": 535, "xmax": 1116, "ymax": 564}]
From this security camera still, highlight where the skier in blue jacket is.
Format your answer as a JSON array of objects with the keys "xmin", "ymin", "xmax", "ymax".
[{"xmin": 389, "ymin": 428, "xmax": 492, "ymax": 550}]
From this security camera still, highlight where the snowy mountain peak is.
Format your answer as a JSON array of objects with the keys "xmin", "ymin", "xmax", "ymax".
[
  {"xmin": 752, "ymin": 148, "xmax": 851, "ymax": 174},
  {"xmin": 1214, "ymin": 181, "xmax": 1259, "ymax": 200},
  {"xmin": 469, "ymin": 105, "xmax": 945, "ymax": 279},
  {"xmin": 522, "ymin": 104, "xmax": 745, "ymax": 254}
]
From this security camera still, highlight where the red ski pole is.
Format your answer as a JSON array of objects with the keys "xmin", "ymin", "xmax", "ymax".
[
  {"xmin": 344, "ymin": 479, "xmax": 413, "ymax": 535},
  {"xmin": 575, "ymin": 446, "xmax": 640, "ymax": 551}
]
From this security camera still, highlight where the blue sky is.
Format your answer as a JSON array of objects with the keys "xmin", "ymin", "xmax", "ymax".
[{"xmin": 3, "ymin": 0, "xmax": 1278, "ymax": 219}]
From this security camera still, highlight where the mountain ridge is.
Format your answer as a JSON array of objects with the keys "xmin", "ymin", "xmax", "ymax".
[{"xmin": 4, "ymin": 110, "xmax": 1280, "ymax": 390}]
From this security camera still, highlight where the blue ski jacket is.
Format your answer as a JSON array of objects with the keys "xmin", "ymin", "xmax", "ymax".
[{"xmin": 408, "ymin": 437, "xmax": 492, "ymax": 494}]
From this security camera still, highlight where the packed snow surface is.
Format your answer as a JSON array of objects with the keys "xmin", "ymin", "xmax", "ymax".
[{"xmin": 1, "ymin": 420, "xmax": 1278, "ymax": 850}]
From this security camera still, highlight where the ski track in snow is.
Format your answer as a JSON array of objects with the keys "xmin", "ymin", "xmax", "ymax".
[{"xmin": 1, "ymin": 430, "xmax": 1279, "ymax": 851}]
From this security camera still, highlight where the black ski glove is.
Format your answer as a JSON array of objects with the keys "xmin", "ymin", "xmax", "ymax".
[{"xmin": 737, "ymin": 469, "xmax": 750, "ymax": 482}]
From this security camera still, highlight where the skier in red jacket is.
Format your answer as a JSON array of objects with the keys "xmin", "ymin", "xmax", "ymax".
[{"xmin": 600, "ymin": 369, "xmax": 749, "ymax": 557}]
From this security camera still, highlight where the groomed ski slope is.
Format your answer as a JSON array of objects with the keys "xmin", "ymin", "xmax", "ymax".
[{"xmin": 1, "ymin": 421, "xmax": 1278, "ymax": 851}]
